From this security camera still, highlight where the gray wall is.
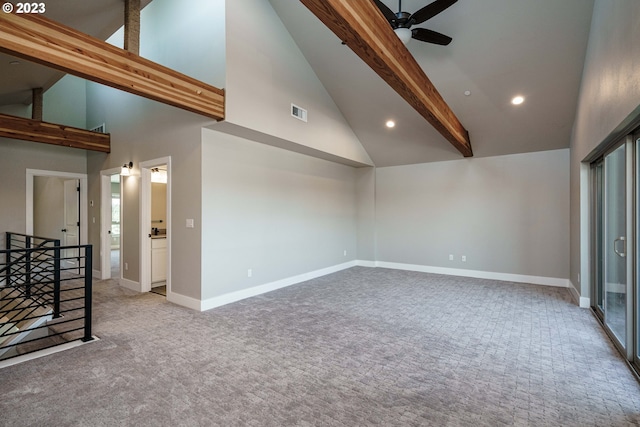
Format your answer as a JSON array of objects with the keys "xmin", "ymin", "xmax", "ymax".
[
  {"xmin": 85, "ymin": 0, "xmax": 225, "ymax": 299},
  {"xmin": 375, "ymin": 149, "xmax": 570, "ymax": 279},
  {"xmin": 569, "ymin": 0, "xmax": 640, "ymax": 296},
  {"xmin": 222, "ymin": 0, "xmax": 372, "ymax": 166},
  {"xmin": 0, "ymin": 139, "xmax": 86, "ymax": 248},
  {"xmin": 85, "ymin": 86, "xmax": 210, "ymax": 298},
  {"xmin": 200, "ymin": 129, "xmax": 358, "ymax": 300},
  {"xmin": 356, "ymin": 167, "xmax": 376, "ymax": 261}
]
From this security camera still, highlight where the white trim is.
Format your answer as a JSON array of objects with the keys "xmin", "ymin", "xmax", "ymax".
[
  {"xmin": 92, "ymin": 269, "xmax": 101, "ymax": 279},
  {"xmin": 139, "ymin": 157, "xmax": 171, "ymax": 295},
  {"xmin": 373, "ymin": 261, "xmax": 571, "ymax": 288},
  {"xmin": 119, "ymin": 278, "xmax": 141, "ymax": 293},
  {"xmin": 579, "ymin": 162, "xmax": 591, "ymax": 297},
  {"xmin": 100, "ymin": 167, "xmax": 122, "ymax": 281},
  {"xmin": 199, "ymin": 261, "xmax": 357, "ymax": 312},
  {"xmin": 356, "ymin": 260, "xmax": 377, "ymax": 268},
  {"xmin": 0, "ymin": 337, "xmax": 99, "ymax": 370},
  {"xmin": 167, "ymin": 291, "xmax": 201, "ymax": 311},
  {"xmin": 568, "ymin": 280, "xmax": 591, "ymax": 308}
]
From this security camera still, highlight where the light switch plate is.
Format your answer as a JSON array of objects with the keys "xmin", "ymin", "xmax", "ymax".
[{"xmin": 186, "ymin": 219, "xmax": 194, "ymax": 228}]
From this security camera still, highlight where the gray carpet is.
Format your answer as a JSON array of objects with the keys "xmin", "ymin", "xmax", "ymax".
[{"xmin": 1, "ymin": 267, "xmax": 640, "ymax": 426}]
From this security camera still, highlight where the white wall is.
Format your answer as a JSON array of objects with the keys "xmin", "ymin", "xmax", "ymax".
[
  {"xmin": 375, "ymin": 150, "xmax": 570, "ymax": 280},
  {"xmin": 200, "ymin": 129, "xmax": 358, "ymax": 301},
  {"xmin": 221, "ymin": 0, "xmax": 373, "ymax": 167},
  {"xmin": 569, "ymin": 0, "xmax": 640, "ymax": 296}
]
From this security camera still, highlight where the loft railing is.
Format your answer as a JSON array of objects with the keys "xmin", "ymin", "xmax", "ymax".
[{"xmin": 0, "ymin": 232, "xmax": 93, "ymax": 360}]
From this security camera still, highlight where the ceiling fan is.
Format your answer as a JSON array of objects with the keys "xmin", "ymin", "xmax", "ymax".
[{"xmin": 374, "ymin": 0, "xmax": 458, "ymax": 46}]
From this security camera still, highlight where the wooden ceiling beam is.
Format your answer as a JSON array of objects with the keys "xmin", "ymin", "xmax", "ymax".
[
  {"xmin": 0, "ymin": 113, "xmax": 111, "ymax": 153},
  {"xmin": 0, "ymin": 12, "xmax": 224, "ymax": 121},
  {"xmin": 300, "ymin": 0, "xmax": 472, "ymax": 157}
]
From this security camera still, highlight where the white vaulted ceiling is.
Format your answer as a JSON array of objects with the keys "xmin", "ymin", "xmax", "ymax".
[
  {"xmin": 0, "ymin": 0, "xmax": 595, "ymax": 167},
  {"xmin": 269, "ymin": 0, "xmax": 595, "ymax": 166}
]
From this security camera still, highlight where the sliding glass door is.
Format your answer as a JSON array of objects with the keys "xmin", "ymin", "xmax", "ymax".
[{"xmin": 603, "ymin": 143, "xmax": 627, "ymax": 349}]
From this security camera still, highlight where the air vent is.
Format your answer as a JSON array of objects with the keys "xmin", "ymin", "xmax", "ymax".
[
  {"xmin": 89, "ymin": 123, "xmax": 106, "ymax": 133},
  {"xmin": 291, "ymin": 104, "xmax": 307, "ymax": 122}
]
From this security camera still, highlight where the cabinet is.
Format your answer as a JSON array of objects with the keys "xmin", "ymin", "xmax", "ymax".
[{"xmin": 151, "ymin": 237, "xmax": 167, "ymax": 283}]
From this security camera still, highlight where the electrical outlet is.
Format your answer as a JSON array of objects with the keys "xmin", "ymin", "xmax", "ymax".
[
  {"xmin": 344, "ymin": 250, "xmax": 347, "ymax": 256},
  {"xmin": 248, "ymin": 269, "xmax": 252, "ymax": 278},
  {"xmin": 449, "ymin": 254, "xmax": 454, "ymax": 261},
  {"xmin": 461, "ymin": 255, "xmax": 466, "ymax": 262},
  {"xmin": 124, "ymin": 262, "xmax": 129, "ymax": 271}
]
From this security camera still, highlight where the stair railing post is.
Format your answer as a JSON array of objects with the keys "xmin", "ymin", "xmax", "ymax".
[
  {"xmin": 82, "ymin": 245, "xmax": 93, "ymax": 342},
  {"xmin": 4, "ymin": 232, "xmax": 10, "ymax": 288},
  {"xmin": 25, "ymin": 236, "xmax": 32, "ymax": 298},
  {"xmin": 53, "ymin": 240, "xmax": 61, "ymax": 319}
]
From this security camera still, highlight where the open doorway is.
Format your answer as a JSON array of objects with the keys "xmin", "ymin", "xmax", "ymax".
[
  {"xmin": 100, "ymin": 168, "xmax": 122, "ymax": 280},
  {"xmin": 140, "ymin": 157, "xmax": 171, "ymax": 298},
  {"xmin": 26, "ymin": 169, "xmax": 88, "ymax": 257},
  {"xmin": 109, "ymin": 175, "xmax": 121, "ymax": 278}
]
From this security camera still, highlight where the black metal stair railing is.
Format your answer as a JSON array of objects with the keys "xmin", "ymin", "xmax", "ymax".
[{"xmin": 0, "ymin": 232, "xmax": 93, "ymax": 361}]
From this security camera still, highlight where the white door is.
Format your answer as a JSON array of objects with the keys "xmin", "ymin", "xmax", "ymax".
[{"xmin": 63, "ymin": 179, "xmax": 80, "ymax": 271}]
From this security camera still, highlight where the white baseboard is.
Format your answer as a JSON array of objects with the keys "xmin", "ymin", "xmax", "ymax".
[
  {"xmin": 92, "ymin": 269, "xmax": 101, "ymax": 279},
  {"xmin": 374, "ymin": 261, "xmax": 571, "ymax": 288},
  {"xmin": 356, "ymin": 260, "xmax": 377, "ymax": 268},
  {"xmin": 173, "ymin": 259, "xmax": 575, "ymax": 312},
  {"xmin": 167, "ymin": 291, "xmax": 201, "ymax": 311},
  {"xmin": 0, "ymin": 336, "xmax": 99, "ymax": 370},
  {"xmin": 568, "ymin": 281, "xmax": 590, "ymax": 308},
  {"xmin": 200, "ymin": 261, "xmax": 358, "ymax": 312},
  {"xmin": 119, "ymin": 278, "xmax": 141, "ymax": 293}
]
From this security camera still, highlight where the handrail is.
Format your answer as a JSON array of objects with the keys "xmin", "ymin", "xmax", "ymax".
[{"xmin": 0, "ymin": 232, "xmax": 93, "ymax": 360}]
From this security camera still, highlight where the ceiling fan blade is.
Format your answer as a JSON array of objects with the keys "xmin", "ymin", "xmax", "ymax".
[
  {"xmin": 411, "ymin": 28, "xmax": 453, "ymax": 45},
  {"xmin": 373, "ymin": 0, "xmax": 397, "ymax": 24},
  {"xmin": 409, "ymin": 0, "xmax": 458, "ymax": 25}
]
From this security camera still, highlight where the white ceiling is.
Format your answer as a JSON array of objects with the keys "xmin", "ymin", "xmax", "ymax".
[
  {"xmin": 269, "ymin": 0, "xmax": 595, "ymax": 166},
  {"xmin": 0, "ymin": 0, "xmax": 594, "ymax": 168}
]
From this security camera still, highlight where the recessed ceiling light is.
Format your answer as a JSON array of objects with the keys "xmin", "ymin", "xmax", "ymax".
[
  {"xmin": 385, "ymin": 120, "xmax": 396, "ymax": 128},
  {"xmin": 511, "ymin": 95, "xmax": 525, "ymax": 105},
  {"xmin": 464, "ymin": 90, "xmax": 471, "ymax": 96}
]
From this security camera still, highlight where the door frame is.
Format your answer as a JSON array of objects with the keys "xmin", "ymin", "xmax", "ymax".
[
  {"xmin": 100, "ymin": 167, "xmax": 123, "ymax": 280},
  {"xmin": 26, "ymin": 169, "xmax": 88, "ymax": 258},
  {"xmin": 139, "ymin": 156, "xmax": 171, "ymax": 295}
]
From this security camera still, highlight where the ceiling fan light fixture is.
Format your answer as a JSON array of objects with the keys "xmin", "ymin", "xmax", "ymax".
[{"xmin": 394, "ymin": 28, "xmax": 412, "ymax": 45}]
